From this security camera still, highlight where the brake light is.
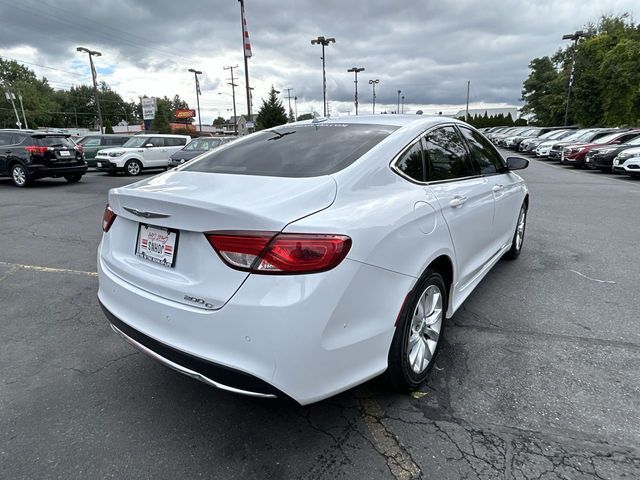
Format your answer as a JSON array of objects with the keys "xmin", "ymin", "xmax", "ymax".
[
  {"xmin": 102, "ymin": 205, "xmax": 117, "ymax": 232},
  {"xmin": 205, "ymin": 231, "xmax": 352, "ymax": 274},
  {"xmin": 25, "ymin": 146, "xmax": 48, "ymax": 155}
]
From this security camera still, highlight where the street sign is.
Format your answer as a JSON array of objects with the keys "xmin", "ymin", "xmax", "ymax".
[
  {"xmin": 141, "ymin": 97, "xmax": 156, "ymax": 120},
  {"xmin": 175, "ymin": 109, "xmax": 196, "ymax": 119}
]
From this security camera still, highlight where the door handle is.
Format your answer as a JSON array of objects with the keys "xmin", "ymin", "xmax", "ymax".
[
  {"xmin": 449, "ymin": 195, "xmax": 468, "ymax": 208},
  {"xmin": 492, "ymin": 184, "xmax": 504, "ymax": 193}
]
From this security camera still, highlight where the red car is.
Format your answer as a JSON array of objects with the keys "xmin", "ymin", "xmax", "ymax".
[{"xmin": 561, "ymin": 130, "xmax": 640, "ymax": 168}]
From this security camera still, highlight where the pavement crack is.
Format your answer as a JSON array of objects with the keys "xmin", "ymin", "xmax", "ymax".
[{"xmin": 67, "ymin": 351, "xmax": 140, "ymax": 376}]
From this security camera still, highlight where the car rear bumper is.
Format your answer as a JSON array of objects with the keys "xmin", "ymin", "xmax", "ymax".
[
  {"xmin": 27, "ymin": 163, "xmax": 88, "ymax": 178},
  {"xmin": 97, "ymin": 247, "xmax": 413, "ymax": 405}
]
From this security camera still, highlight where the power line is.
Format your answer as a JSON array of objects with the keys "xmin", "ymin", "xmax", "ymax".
[{"xmin": 0, "ymin": 54, "xmax": 86, "ymax": 78}]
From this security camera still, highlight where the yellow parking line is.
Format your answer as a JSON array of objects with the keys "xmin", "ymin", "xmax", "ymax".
[{"xmin": 0, "ymin": 261, "xmax": 97, "ymax": 277}]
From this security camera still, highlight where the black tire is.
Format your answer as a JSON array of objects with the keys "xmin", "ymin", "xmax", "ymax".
[
  {"xmin": 504, "ymin": 203, "xmax": 527, "ymax": 260},
  {"xmin": 124, "ymin": 159, "xmax": 142, "ymax": 176},
  {"xmin": 386, "ymin": 270, "xmax": 447, "ymax": 391},
  {"xmin": 64, "ymin": 173, "xmax": 83, "ymax": 183},
  {"xmin": 10, "ymin": 163, "xmax": 31, "ymax": 188}
]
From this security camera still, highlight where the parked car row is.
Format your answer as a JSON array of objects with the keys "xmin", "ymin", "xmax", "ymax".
[
  {"xmin": 482, "ymin": 126, "xmax": 640, "ymax": 179},
  {"xmin": 0, "ymin": 129, "xmax": 236, "ymax": 186}
]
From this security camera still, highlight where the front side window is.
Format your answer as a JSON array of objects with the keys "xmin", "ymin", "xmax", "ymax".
[
  {"xmin": 80, "ymin": 137, "xmax": 101, "ymax": 146},
  {"xmin": 184, "ymin": 124, "xmax": 398, "ymax": 177},
  {"xmin": 423, "ymin": 126, "xmax": 477, "ymax": 182},
  {"xmin": 395, "ymin": 142, "xmax": 424, "ymax": 182},
  {"xmin": 165, "ymin": 137, "xmax": 187, "ymax": 147},
  {"xmin": 458, "ymin": 126, "xmax": 505, "ymax": 175},
  {"xmin": 146, "ymin": 138, "xmax": 165, "ymax": 147}
]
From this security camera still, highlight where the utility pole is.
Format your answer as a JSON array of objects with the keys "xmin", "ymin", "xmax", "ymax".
[
  {"xmin": 76, "ymin": 47, "xmax": 104, "ymax": 133},
  {"xmin": 4, "ymin": 91, "xmax": 21, "ymax": 128},
  {"xmin": 224, "ymin": 65, "xmax": 239, "ymax": 135},
  {"xmin": 294, "ymin": 96, "xmax": 298, "ymax": 120},
  {"xmin": 311, "ymin": 36, "xmax": 336, "ymax": 117},
  {"xmin": 562, "ymin": 30, "xmax": 591, "ymax": 126},
  {"xmin": 369, "ymin": 79, "xmax": 379, "ymax": 114},
  {"xmin": 17, "ymin": 92, "xmax": 28, "ymax": 129},
  {"xmin": 238, "ymin": 0, "xmax": 252, "ymax": 119},
  {"xmin": 283, "ymin": 87, "xmax": 294, "ymax": 122},
  {"xmin": 465, "ymin": 80, "xmax": 470, "ymax": 122},
  {"xmin": 188, "ymin": 68, "xmax": 203, "ymax": 133},
  {"xmin": 347, "ymin": 67, "xmax": 365, "ymax": 115}
]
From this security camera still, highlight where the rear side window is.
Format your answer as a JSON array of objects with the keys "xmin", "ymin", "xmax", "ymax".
[
  {"xmin": 458, "ymin": 126, "xmax": 505, "ymax": 175},
  {"xmin": 184, "ymin": 124, "xmax": 398, "ymax": 177},
  {"xmin": 423, "ymin": 126, "xmax": 477, "ymax": 181},
  {"xmin": 35, "ymin": 136, "xmax": 76, "ymax": 148},
  {"xmin": 395, "ymin": 142, "xmax": 424, "ymax": 182},
  {"xmin": 104, "ymin": 137, "xmax": 128, "ymax": 146},
  {"xmin": 165, "ymin": 137, "xmax": 188, "ymax": 147},
  {"xmin": 0, "ymin": 133, "xmax": 14, "ymax": 146}
]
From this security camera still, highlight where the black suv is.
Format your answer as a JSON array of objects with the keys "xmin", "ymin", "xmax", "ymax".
[{"xmin": 0, "ymin": 130, "xmax": 88, "ymax": 187}]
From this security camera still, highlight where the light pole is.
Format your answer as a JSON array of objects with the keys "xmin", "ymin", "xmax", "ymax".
[
  {"xmin": 224, "ymin": 65, "xmax": 239, "ymax": 135},
  {"xmin": 311, "ymin": 36, "xmax": 335, "ymax": 117},
  {"xmin": 369, "ymin": 79, "xmax": 379, "ymax": 114},
  {"xmin": 397, "ymin": 90, "xmax": 401, "ymax": 114},
  {"xmin": 347, "ymin": 67, "xmax": 365, "ymax": 115},
  {"xmin": 561, "ymin": 30, "xmax": 591, "ymax": 126},
  {"xmin": 294, "ymin": 96, "xmax": 298, "ymax": 120},
  {"xmin": 4, "ymin": 91, "xmax": 21, "ymax": 128},
  {"xmin": 401, "ymin": 95, "xmax": 405, "ymax": 114},
  {"xmin": 188, "ymin": 68, "xmax": 203, "ymax": 133},
  {"xmin": 76, "ymin": 47, "xmax": 104, "ymax": 133}
]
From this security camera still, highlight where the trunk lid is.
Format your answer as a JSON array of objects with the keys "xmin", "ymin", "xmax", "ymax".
[{"xmin": 101, "ymin": 170, "xmax": 337, "ymax": 309}]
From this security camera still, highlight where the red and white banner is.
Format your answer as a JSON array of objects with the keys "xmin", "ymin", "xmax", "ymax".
[{"xmin": 241, "ymin": 2, "xmax": 252, "ymax": 58}]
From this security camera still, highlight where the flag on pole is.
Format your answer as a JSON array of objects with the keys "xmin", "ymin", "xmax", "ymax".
[
  {"xmin": 240, "ymin": 2, "xmax": 252, "ymax": 58},
  {"xmin": 91, "ymin": 61, "xmax": 98, "ymax": 83},
  {"xmin": 195, "ymin": 75, "xmax": 201, "ymax": 95}
]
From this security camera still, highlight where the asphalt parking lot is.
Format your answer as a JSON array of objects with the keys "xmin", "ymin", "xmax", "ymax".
[{"xmin": 1, "ymin": 161, "xmax": 639, "ymax": 480}]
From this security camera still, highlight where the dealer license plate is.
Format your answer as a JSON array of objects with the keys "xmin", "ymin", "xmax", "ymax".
[
  {"xmin": 96, "ymin": 162, "xmax": 102, "ymax": 167},
  {"xmin": 59, "ymin": 150, "xmax": 71, "ymax": 157},
  {"xmin": 136, "ymin": 224, "xmax": 178, "ymax": 268}
]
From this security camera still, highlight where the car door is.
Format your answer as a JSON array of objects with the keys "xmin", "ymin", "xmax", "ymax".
[
  {"xmin": 142, "ymin": 137, "xmax": 167, "ymax": 166},
  {"xmin": 0, "ymin": 132, "xmax": 15, "ymax": 173},
  {"xmin": 458, "ymin": 126, "xmax": 521, "ymax": 249},
  {"xmin": 422, "ymin": 125, "xmax": 496, "ymax": 290}
]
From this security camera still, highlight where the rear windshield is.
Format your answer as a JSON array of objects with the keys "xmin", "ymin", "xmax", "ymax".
[
  {"xmin": 183, "ymin": 124, "xmax": 398, "ymax": 177},
  {"xmin": 35, "ymin": 136, "xmax": 75, "ymax": 148}
]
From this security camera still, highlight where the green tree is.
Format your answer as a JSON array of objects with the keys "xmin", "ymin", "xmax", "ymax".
[
  {"xmin": 256, "ymin": 87, "xmax": 287, "ymax": 130},
  {"xmin": 212, "ymin": 116, "xmax": 226, "ymax": 126},
  {"xmin": 104, "ymin": 119, "xmax": 114, "ymax": 134},
  {"xmin": 296, "ymin": 113, "xmax": 313, "ymax": 121}
]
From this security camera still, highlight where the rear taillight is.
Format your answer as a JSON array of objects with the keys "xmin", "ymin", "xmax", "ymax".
[
  {"xmin": 205, "ymin": 231, "xmax": 352, "ymax": 274},
  {"xmin": 102, "ymin": 205, "xmax": 117, "ymax": 232},
  {"xmin": 25, "ymin": 146, "xmax": 48, "ymax": 155}
]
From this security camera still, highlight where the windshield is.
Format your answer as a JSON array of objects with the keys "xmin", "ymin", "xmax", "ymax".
[
  {"xmin": 122, "ymin": 137, "xmax": 149, "ymax": 148},
  {"xmin": 183, "ymin": 124, "xmax": 398, "ymax": 178},
  {"xmin": 625, "ymin": 136, "xmax": 640, "ymax": 146},
  {"xmin": 184, "ymin": 138, "xmax": 223, "ymax": 151},
  {"xmin": 593, "ymin": 132, "xmax": 622, "ymax": 144}
]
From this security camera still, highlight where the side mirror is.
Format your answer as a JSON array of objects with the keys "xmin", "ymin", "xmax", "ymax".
[{"xmin": 506, "ymin": 156, "xmax": 529, "ymax": 171}]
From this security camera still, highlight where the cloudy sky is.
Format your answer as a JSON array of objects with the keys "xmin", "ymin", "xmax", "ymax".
[{"xmin": 0, "ymin": 0, "xmax": 637, "ymax": 124}]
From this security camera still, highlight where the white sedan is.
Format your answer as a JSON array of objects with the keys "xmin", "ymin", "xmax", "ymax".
[{"xmin": 97, "ymin": 115, "xmax": 530, "ymax": 405}]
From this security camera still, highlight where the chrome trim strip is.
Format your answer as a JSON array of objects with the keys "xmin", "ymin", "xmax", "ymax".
[
  {"xmin": 123, "ymin": 207, "xmax": 171, "ymax": 219},
  {"xmin": 109, "ymin": 323, "xmax": 277, "ymax": 399}
]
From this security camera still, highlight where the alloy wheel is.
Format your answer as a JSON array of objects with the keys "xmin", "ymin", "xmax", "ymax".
[
  {"xmin": 407, "ymin": 284, "xmax": 443, "ymax": 374},
  {"xmin": 515, "ymin": 207, "xmax": 526, "ymax": 251},
  {"xmin": 127, "ymin": 161, "xmax": 141, "ymax": 175},
  {"xmin": 12, "ymin": 165, "xmax": 27, "ymax": 186}
]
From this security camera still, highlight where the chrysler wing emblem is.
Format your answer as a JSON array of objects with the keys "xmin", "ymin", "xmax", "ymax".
[{"xmin": 123, "ymin": 207, "xmax": 171, "ymax": 219}]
